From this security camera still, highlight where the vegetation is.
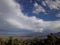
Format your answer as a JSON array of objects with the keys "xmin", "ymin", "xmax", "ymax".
[{"xmin": 0, "ymin": 33, "xmax": 60, "ymax": 45}]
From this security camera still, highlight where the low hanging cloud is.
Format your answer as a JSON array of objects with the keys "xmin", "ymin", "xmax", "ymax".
[{"xmin": 0, "ymin": 0, "xmax": 60, "ymax": 35}]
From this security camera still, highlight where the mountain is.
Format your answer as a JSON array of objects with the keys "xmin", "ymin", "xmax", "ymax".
[
  {"xmin": 0, "ymin": 29, "xmax": 55, "ymax": 37},
  {"xmin": 54, "ymin": 32, "xmax": 60, "ymax": 38}
]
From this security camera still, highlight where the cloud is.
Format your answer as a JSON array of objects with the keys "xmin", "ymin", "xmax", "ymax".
[
  {"xmin": 33, "ymin": 2, "xmax": 46, "ymax": 14},
  {"xmin": 45, "ymin": 0, "xmax": 60, "ymax": 9},
  {"xmin": 47, "ymin": 21, "xmax": 60, "ymax": 32},
  {"xmin": 56, "ymin": 13, "xmax": 60, "ymax": 17},
  {"xmin": 0, "ymin": 0, "xmax": 60, "ymax": 35},
  {"xmin": 33, "ymin": 0, "xmax": 60, "ymax": 14}
]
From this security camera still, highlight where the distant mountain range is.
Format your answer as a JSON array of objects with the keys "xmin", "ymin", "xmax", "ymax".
[
  {"xmin": 54, "ymin": 32, "xmax": 60, "ymax": 38},
  {"xmin": 0, "ymin": 29, "xmax": 60, "ymax": 37},
  {"xmin": 24, "ymin": 32, "xmax": 60, "ymax": 38}
]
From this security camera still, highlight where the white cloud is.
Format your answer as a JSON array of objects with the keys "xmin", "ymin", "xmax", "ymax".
[
  {"xmin": 0, "ymin": 0, "xmax": 60, "ymax": 34},
  {"xmin": 33, "ymin": 0, "xmax": 60, "ymax": 14},
  {"xmin": 45, "ymin": 0, "xmax": 60, "ymax": 9},
  {"xmin": 42, "ymin": 1, "xmax": 46, "ymax": 6},
  {"xmin": 47, "ymin": 21, "xmax": 60, "ymax": 32},
  {"xmin": 56, "ymin": 14, "xmax": 60, "ymax": 17},
  {"xmin": 6, "ymin": 18, "xmax": 34, "ymax": 30},
  {"xmin": 33, "ymin": 2, "xmax": 46, "ymax": 14}
]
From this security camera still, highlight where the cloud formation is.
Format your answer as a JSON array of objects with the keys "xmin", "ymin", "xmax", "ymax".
[
  {"xmin": 33, "ymin": 2, "xmax": 46, "ymax": 14},
  {"xmin": 0, "ymin": 0, "xmax": 60, "ymax": 35},
  {"xmin": 33, "ymin": 0, "xmax": 60, "ymax": 16},
  {"xmin": 45, "ymin": 0, "xmax": 60, "ymax": 9}
]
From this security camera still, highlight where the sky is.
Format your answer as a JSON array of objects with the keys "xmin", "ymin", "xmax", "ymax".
[{"xmin": 0, "ymin": 0, "xmax": 60, "ymax": 36}]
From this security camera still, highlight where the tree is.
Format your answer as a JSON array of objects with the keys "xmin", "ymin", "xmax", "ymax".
[
  {"xmin": 47, "ymin": 33, "xmax": 57, "ymax": 45},
  {"xmin": 7, "ymin": 37, "xmax": 13, "ymax": 45},
  {"xmin": 13, "ymin": 38, "xmax": 20, "ymax": 45},
  {"xmin": 0, "ymin": 38, "xmax": 3, "ymax": 45}
]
